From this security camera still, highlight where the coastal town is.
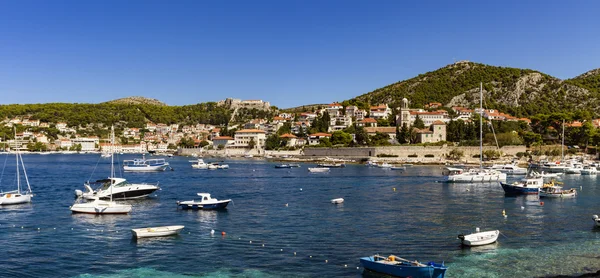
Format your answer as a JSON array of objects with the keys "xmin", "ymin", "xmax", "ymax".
[{"xmin": 2, "ymin": 96, "xmax": 598, "ymax": 163}]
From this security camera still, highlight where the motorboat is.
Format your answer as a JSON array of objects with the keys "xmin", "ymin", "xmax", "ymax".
[
  {"xmin": 458, "ymin": 228, "xmax": 499, "ymax": 246},
  {"xmin": 101, "ymin": 153, "xmax": 111, "ymax": 158},
  {"xmin": 360, "ymin": 255, "xmax": 447, "ymax": 278},
  {"xmin": 177, "ymin": 193, "xmax": 231, "ymax": 210},
  {"xmin": 365, "ymin": 161, "xmax": 378, "ymax": 167},
  {"xmin": 530, "ymin": 171, "xmax": 562, "ymax": 179},
  {"xmin": 70, "ymin": 126, "xmax": 132, "ymax": 214},
  {"xmin": 391, "ymin": 166, "xmax": 406, "ymax": 170},
  {"xmin": 289, "ymin": 163, "xmax": 301, "ymax": 168},
  {"xmin": 210, "ymin": 162, "xmax": 229, "ymax": 169},
  {"xmin": 123, "ymin": 154, "xmax": 170, "ymax": 172},
  {"xmin": 580, "ymin": 166, "xmax": 598, "ymax": 175},
  {"xmin": 539, "ymin": 185, "xmax": 577, "ymax": 198},
  {"xmin": 0, "ymin": 138, "xmax": 33, "ymax": 205},
  {"xmin": 318, "ymin": 163, "xmax": 345, "ymax": 168},
  {"xmin": 500, "ymin": 176, "xmax": 544, "ymax": 195},
  {"xmin": 331, "ymin": 198, "xmax": 344, "ymax": 204},
  {"xmin": 70, "ymin": 198, "xmax": 132, "ymax": 214},
  {"xmin": 191, "ymin": 159, "xmax": 210, "ymax": 169},
  {"xmin": 308, "ymin": 167, "xmax": 329, "ymax": 173},
  {"xmin": 593, "ymin": 215, "xmax": 600, "ymax": 227},
  {"xmin": 131, "ymin": 225, "xmax": 185, "ymax": 238},
  {"xmin": 488, "ymin": 163, "xmax": 527, "ymax": 175},
  {"xmin": 274, "ymin": 164, "xmax": 292, "ymax": 169},
  {"xmin": 444, "ymin": 167, "xmax": 507, "ymax": 183},
  {"xmin": 378, "ymin": 162, "xmax": 393, "ymax": 169},
  {"xmin": 565, "ymin": 163, "xmax": 583, "ymax": 174},
  {"xmin": 75, "ymin": 177, "xmax": 160, "ymax": 200}
]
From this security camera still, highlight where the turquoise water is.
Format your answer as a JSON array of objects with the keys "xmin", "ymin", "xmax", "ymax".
[{"xmin": 0, "ymin": 154, "xmax": 599, "ymax": 277}]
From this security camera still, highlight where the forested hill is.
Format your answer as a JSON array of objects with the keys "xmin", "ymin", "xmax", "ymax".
[
  {"xmin": 0, "ymin": 102, "xmax": 231, "ymax": 127},
  {"xmin": 350, "ymin": 61, "xmax": 600, "ymax": 118}
]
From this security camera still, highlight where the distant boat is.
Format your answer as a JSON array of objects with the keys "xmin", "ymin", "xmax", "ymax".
[
  {"xmin": 378, "ymin": 162, "xmax": 393, "ymax": 169},
  {"xmin": 0, "ymin": 132, "xmax": 33, "ymax": 205},
  {"xmin": 275, "ymin": 164, "xmax": 292, "ymax": 169},
  {"xmin": 131, "ymin": 225, "xmax": 184, "ymax": 238},
  {"xmin": 458, "ymin": 228, "xmax": 499, "ymax": 246},
  {"xmin": 539, "ymin": 184, "xmax": 577, "ymax": 198},
  {"xmin": 391, "ymin": 166, "xmax": 406, "ymax": 170},
  {"xmin": 289, "ymin": 163, "xmax": 301, "ymax": 168},
  {"xmin": 101, "ymin": 153, "xmax": 111, "ymax": 158},
  {"xmin": 191, "ymin": 159, "xmax": 210, "ymax": 169},
  {"xmin": 74, "ymin": 177, "xmax": 160, "ymax": 200},
  {"xmin": 331, "ymin": 198, "xmax": 344, "ymax": 204},
  {"xmin": 593, "ymin": 215, "xmax": 600, "ymax": 227},
  {"xmin": 123, "ymin": 154, "xmax": 170, "ymax": 172},
  {"xmin": 488, "ymin": 162, "xmax": 527, "ymax": 175},
  {"xmin": 318, "ymin": 163, "xmax": 345, "ymax": 168},
  {"xmin": 500, "ymin": 176, "xmax": 544, "ymax": 195},
  {"xmin": 360, "ymin": 255, "xmax": 447, "ymax": 278},
  {"xmin": 177, "ymin": 193, "xmax": 231, "ymax": 210},
  {"xmin": 580, "ymin": 166, "xmax": 598, "ymax": 175},
  {"xmin": 308, "ymin": 167, "xmax": 329, "ymax": 173}
]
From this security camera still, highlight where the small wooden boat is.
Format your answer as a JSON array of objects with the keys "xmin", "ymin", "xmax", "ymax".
[
  {"xmin": 458, "ymin": 228, "xmax": 499, "ymax": 246},
  {"xmin": 539, "ymin": 186, "xmax": 577, "ymax": 198},
  {"xmin": 131, "ymin": 225, "xmax": 184, "ymax": 238},
  {"xmin": 308, "ymin": 167, "xmax": 329, "ymax": 173},
  {"xmin": 593, "ymin": 215, "xmax": 600, "ymax": 227},
  {"xmin": 331, "ymin": 198, "xmax": 344, "ymax": 204},
  {"xmin": 360, "ymin": 255, "xmax": 447, "ymax": 278}
]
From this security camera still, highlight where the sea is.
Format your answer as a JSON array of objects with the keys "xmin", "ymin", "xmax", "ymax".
[{"xmin": 0, "ymin": 154, "xmax": 599, "ymax": 278}]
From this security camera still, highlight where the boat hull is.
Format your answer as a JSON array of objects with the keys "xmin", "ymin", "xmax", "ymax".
[
  {"xmin": 0, "ymin": 193, "xmax": 32, "ymax": 205},
  {"xmin": 500, "ymin": 182, "xmax": 540, "ymax": 195},
  {"xmin": 446, "ymin": 174, "xmax": 506, "ymax": 183},
  {"xmin": 360, "ymin": 256, "xmax": 447, "ymax": 278},
  {"xmin": 70, "ymin": 201, "xmax": 131, "ymax": 214},
  {"xmin": 123, "ymin": 165, "xmax": 169, "ymax": 172},
  {"xmin": 539, "ymin": 192, "xmax": 576, "ymax": 198},
  {"xmin": 177, "ymin": 200, "xmax": 230, "ymax": 210},
  {"xmin": 458, "ymin": 230, "xmax": 499, "ymax": 246}
]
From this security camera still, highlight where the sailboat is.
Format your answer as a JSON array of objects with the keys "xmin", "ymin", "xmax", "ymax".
[
  {"xmin": 70, "ymin": 126, "xmax": 132, "ymax": 214},
  {"xmin": 444, "ymin": 83, "xmax": 507, "ymax": 183},
  {"xmin": 0, "ymin": 134, "xmax": 33, "ymax": 205}
]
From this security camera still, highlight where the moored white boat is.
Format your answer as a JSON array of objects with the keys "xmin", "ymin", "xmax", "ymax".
[
  {"xmin": 131, "ymin": 225, "xmax": 184, "ymax": 238},
  {"xmin": 378, "ymin": 162, "xmax": 393, "ymax": 168},
  {"xmin": 580, "ymin": 166, "xmax": 597, "ymax": 175},
  {"xmin": 360, "ymin": 255, "xmax": 447, "ymax": 278},
  {"xmin": 593, "ymin": 215, "xmax": 600, "ymax": 227},
  {"xmin": 539, "ymin": 186, "xmax": 577, "ymax": 198},
  {"xmin": 331, "ymin": 198, "xmax": 344, "ymax": 204},
  {"xmin": 500, "ymin": 176, "xmax": 543, "ymax": 195},
  {"xmin": 0, "ymin": 130, "xmax": 34, "ymax": 205},
  {"xmin": 177, "ymin": 193, "xmax": 231, "ymax": 210},
  {"xmin": 308, "ymin": 167, "xmax": 329, "ymax": 173},
  {"xmin": 123, "ymin": 154, "xmax": 170, "ymax": 172},
  {"xmin": 75, "ymin": 177, "xmax": 160, "ymax": 200},
  {"xmin": 458, "ymin": 228, "xmax": 499, "ymax": 246},
  {"xmin": 191, "ymin": 159, "xmax": 209, "ymax": 169}
]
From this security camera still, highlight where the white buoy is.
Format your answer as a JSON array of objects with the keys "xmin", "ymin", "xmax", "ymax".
[
  {"xmin": 294, "ymin": 252, "xmax": 297, "ymax": 256},
  {"xmin": 475, "ymin": 227, "xmax": 480, "ymax": 233},
  {"xmin": 210, "ymin": 229, "xmax": 215, "ymax": 235},
  {"xmin": 300, "ymin": 188, "xmax": 303, "ymax": 191},
  {"xmin": 280, "ymin": 249, "xmax": 283, "ymax": 251},
  {"xmin": 250, "ymin": 241, "xmax": 252, "ymax": 244},
  {"xmin": 285, "ymin": 203, "xmax": 288, "ymax": 207},
  {"xmin": 262, "ymin": 244, "xmax": 265, "ymax": 247},
  {"xmin": 521, "ymin": 206, "xmax": 525, "ymax": 210}
]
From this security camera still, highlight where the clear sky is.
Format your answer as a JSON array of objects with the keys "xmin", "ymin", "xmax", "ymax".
[{"xmin": 1, "ymin": 0, "xmax": 599, "ymax": 108}]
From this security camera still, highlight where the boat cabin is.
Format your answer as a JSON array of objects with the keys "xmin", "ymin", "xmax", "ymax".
[{"xmin": 443, "ymin": 167, "xmax": 463, "ymax": 176}]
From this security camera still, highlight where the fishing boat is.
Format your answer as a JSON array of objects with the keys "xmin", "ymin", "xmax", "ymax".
[
  {"xmin": 177, "ymin": 193, "xmax": 231, "ymax": 210},
  {"xmin": 458, "ymin": 228, "xmax": 499, "ymax": 246},
  {"xmin": 443, "ymin": 83, "xmax": 506, "ymax": 183},
  {"xmin": 308, "ymin": 167, "xmax": 329, "ymax": 173},
  {"xmin": 539, "ymin": 185, "xmax": 577, "ymax": 198},
  {"xmin": 331, "ymin": 198, "xmax": 344, "ymax": 204},
  {"xmin": 593, "ymin": 215, "xmax": 600, "ymax": 227},
  {"xmin": 191, "ymin": 159, "xmax": 210, "ymax": 169},
  {"xmin": 131, "ymin": 225, "xmax": 184, "ymax": 238},
  {"xmin": 360, "ymin": 255, "xmax": 447, "ymax": 278},
  {"xmin": 70, "ymin": 126, "xmax": 132, "ymax": 214},
  {"xmin": 75, "ymin": 177, "xmax": 160, "ymax": 200},
  {"xmin": 123, "ymin": 154, "xmax": 170, "ymax": 172},
  {"xmin": 500, "ymin": 175, "xmax": 544, "ymax": 195},
  {"xmin": 0, "ymin": 133, "xmax": 33, "ymax": 205}
]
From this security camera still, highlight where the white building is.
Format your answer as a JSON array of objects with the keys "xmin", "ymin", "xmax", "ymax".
[
  {"xmin": 370, "ymin": 104, "xmax": 392, "ymax": 119},
  {"xmin": 71, "ymin": 137, "xmax": 100, "ymax": 152},
  {"xmin": 234, "ymin": 129, "xmax": 266, "ymax": 150}
]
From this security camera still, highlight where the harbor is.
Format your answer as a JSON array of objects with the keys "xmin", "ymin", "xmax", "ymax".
[{"xmin": 0, "ymin": 154, "xmax": 599, "ymax": 277}]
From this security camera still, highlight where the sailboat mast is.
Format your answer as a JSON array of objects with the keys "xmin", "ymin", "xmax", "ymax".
[
  {"xmin": 480, "ymin": 82, "xmax": 483, "ymax": 169},
  {"xmin": 110, "ymin": 125, "xmax": 115, "ymax": 202},
  {"xmin": 562, "ymin": 119, "xmax": 565, "ymax": 161},
  {"xmin": 16, "ymin": 138, "xmax": 20, "ymax": 194}
]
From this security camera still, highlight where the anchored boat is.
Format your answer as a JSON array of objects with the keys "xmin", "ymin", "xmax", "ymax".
[
  {"xmin": 360, "ymin": 255, "xmax": 447, "ymax": 278},
  {"xmin": 458, "ymin": 228, "xmax": 499, "ymax": 246},
  {"xmin": 131, "ymin": 225, "xmax": 184, "ymax": 238}
]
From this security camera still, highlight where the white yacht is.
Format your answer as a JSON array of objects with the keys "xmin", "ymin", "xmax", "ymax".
[
  {"xmin": 488, "ymin": 162, "xmax": 527, "ymax": 175},
  {"xmin": 75, "ymin": 177, "xmax": 160, "ymax": 200},
  {"xmin": 580, "ymin": 166, "xmax": 598, "ymax": 175}
]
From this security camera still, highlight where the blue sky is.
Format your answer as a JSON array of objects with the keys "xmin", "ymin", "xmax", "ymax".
[{"xmin": 1, "ymin": 0, "xmax": 599, "ymax": 108}]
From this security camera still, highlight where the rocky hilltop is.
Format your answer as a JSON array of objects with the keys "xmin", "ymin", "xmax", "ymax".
[
  {"xmin": 104, "ymin": 96, "xmax": 167, "ymax": 106},
  {"xmin": 351, "ymin": 61, "xmax": 600, "ymax": 117}
]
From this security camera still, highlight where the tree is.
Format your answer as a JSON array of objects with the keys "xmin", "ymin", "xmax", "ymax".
[
  {"xmin": 276, "ymin": 123, "xmax": 292, "ymax": 135},
  {"xmin": 178, "ymin": 137, "xmax": 195, "ymax": 148},
  {"xmin": 265, "ymin": 134, "xmax": 282, "ymax": 150},
  {"xmin": 354, "ymin": 126, "xmax": 369, "ymax": 145},
  {"xmin": 248, "ymin": 138, "xmax": 256, "ymax": 149},
  {"xmin": 331, "ymin": 131, "xmax": 352, "ymax": 146},
  {"xmin": 522, "ymin": 131, "xmax": 542, "ymax": 147},
  {"xmin": 447, "ymin": 149, "xmax": 464, "ymax": 160},
  {"xmin": 317, "ymin": 137, "xmax": 332, "ymax": 147},
  {"xmin": 199, "ymin": 140, "xmax": 209, "ymax": 148},
  {"xmin": 413, "ymin": 115, "xmax": 425, "ymax": 129},
  {"xmin": 397, "ymin": 123, "xmax": 410, "ymax": 144},
  {"xmin": 370, "ymin": 132, "xmax": 391, "ymax": 146}
]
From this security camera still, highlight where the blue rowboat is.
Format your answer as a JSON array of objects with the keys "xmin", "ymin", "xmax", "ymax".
[{"xmin": 360, "ymin": 255, "xmax": 447, "ymax": 278}]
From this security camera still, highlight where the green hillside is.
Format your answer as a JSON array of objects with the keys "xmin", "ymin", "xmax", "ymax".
[{"xmin": 350, "ymin": 61, "xmax": 600, "ymax": 118}]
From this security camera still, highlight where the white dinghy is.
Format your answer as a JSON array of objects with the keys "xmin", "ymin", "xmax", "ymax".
[
  {"xmin": 593, "ymin": 215, "xmax": 600, "ymax": 227},
  {"xmin": 131, "ymin": 225, "xmax": 185, "ymax": 238},
  {"xmin": 458, "ymin": 228, "xmax": 500, "ymax": 246},
  {"xmin": 331, "ymin": 198, "xmax": 344, "ymax": 204}
]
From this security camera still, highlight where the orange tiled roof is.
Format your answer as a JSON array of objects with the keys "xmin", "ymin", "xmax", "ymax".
[
  {"xmin": 236, "ymin": 129, "xmax": 266, "ymax": 133},
  {"xmin": 309, "ymin": 133, "xmax": 331, "ymax": 137},
  {"xmin": 279, "ymin": 133, "xmax": 297, "ymax": 138}
]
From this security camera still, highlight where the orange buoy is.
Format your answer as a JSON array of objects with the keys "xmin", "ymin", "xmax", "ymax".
[
  {"xmin": 221, "ymin": 231, "xmax": 226, "ymax": 236},
  {"xmin": 540, "ymin": 201, "xmax": 544, "ymax": 206}
]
